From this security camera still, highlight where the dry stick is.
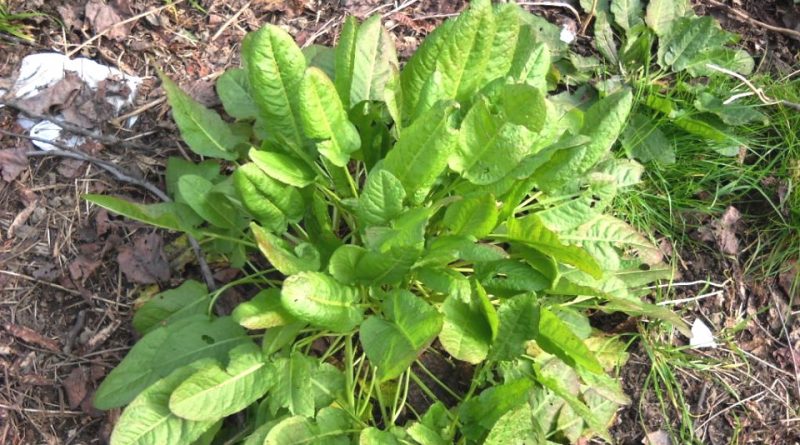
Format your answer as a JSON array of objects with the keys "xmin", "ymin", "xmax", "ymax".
[
  {"xmin": 706, "ymin": 0, "xmax": 800, "ymax": 40},
  {"xmin": 66, "ymin": 0, "xmax": 186, "ymax": 57},
  {"xmin": 210, "ymin": 1, "xmax": 252, "ymax": 41},
  {"xmin": 0, "ymin": 129, "xmax": 217, "ymax": 291},
  {"xmin": 705, "ymin": 63, "xmax": 800, "ymax": 111}
]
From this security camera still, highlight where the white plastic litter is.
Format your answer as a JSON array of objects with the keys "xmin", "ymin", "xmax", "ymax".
[
  {"xmin": 689, "ymin": 318, "xmax": 718, "ymax": 349},
  {"xmin": 8, "ymin": 53, "xmax": 142, "ymax": 151},
  {"xmin": 559, "ymin": 25, "xmax": 576, "ymax": 44}
]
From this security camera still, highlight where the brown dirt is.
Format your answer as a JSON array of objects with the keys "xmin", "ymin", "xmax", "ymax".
[{"xmin": 0, "ymin": 0, "xmax": 797, "ymax": 444}]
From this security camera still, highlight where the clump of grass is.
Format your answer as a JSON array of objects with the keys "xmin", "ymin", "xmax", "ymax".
[{"xmin": 0, "ymin": 1, "xmax": 44, "ymax": 42}]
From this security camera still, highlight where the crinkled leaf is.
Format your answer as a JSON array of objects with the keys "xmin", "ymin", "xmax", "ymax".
[
  {"xmin": 334, "ymin": 16, "xmax": 358, "ymax": 109},
  {"xmin": 620, "ymin": 113, "xmax": 675, "ymax": 164},
  {"xmin": 645, "ymin": 0, "xmax": 691, "ymax": 36},
  {"xmin": 281, "ymin": 271, "xmax": 362, "ymax": 332},
  {"xmin": 562, "ymin": 214, "xmax": 663, "ymax": 270},
  {"xmin": 264, "ymin": 408, "xmax": 353, "ymax": 445},
  {"xmin": 357, "ymin": 169, "xmax": 406, "ymax": 226},
  {"xmin": 537, "ymin": 175, "xmax": 617, "ymax": 232},
  {"xmin": 268, "ymin": 352, "xmax": 315, "ymax": 417},
  {"xmin": 216, "ymin": 68, "xmax": 259, "ymax": 120},
  {"xmin": 658, "ymin": 16, "xmax": 753, "ymax": 75},
  {"xmin": 303, "ymin": 45, "xmax": 336, "ymax": 79},
  {"xmin": 610, "ymin": 0, "xmax": 643, "ymax": 31},
  {"xmin": 360, "ymin": 290, "xmax": 443, "ymax": 382},
  {"xmin": 442, "ymin": 193, "xmax": 498, "ymax": 238},
  {"xmin": 383, "ymin": 101, "xmax": 458, "ymax": 203},
  {"xmin": 94, "ymin": 316, "xmax": 250, "ymax": 409},
  {"xmin": 300, "ymin": 67, "xmax": 361, "ymax": 167},
  {"xmin": 242, "ymin": 25, "xmax": 307, "ymax": 150},
  {"xmin": 349, "ymin": 15, "xmax": 399, "ymax": 107},
  {"xmin": 133, "ymin": 280, "xmax": 209, "ymax": 334},
  {"xmin": 594, "ymin": 11, "xmax": 618, "ymax": 63},
  {"xmin": 169, "ymin": 344, "xmax": 274, "ymax": 420},
  {"xmin": 161, "ymin": 74, "xmax": 243, "ymax": 160},
  {"xmin": 234, "ymin": 163, "xmax": 305, "ymax": 232},
  {"xmin": 537, "ymin": 307, "xmax": 603, "ymax": 373},
  {"xmin": 484, "ymin": 404, "xmax": 537, "ymax": 445},
  {"xmin": 232, "ymin": 288, "xmax": 295, "ymax": 330},
  {"xmin": 359, "ymin": 428, "xmax": 401, "ymax": 445},
  {"xmin": 459, "ymin": 378, "xmax": 533, "ymax": 441},
  {"xmin": 249, "ymin": 148, "xmax": 317, "ymax": 187},
  {"xmin": 489, "ymin": 293, "xmax": 540, "ymax": 361},
  {"xmin": 439, "ymin": 283, "xmax": 496, "ymax": 364},
  {"xmin": 476, "ymin": 260, "xmax": 550, "ymax": 297}
]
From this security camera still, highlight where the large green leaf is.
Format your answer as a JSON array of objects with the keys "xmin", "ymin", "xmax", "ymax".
[
  {"xmin": 382, "ymin": 101, "xmax": 459, "ymax": 203},
  {"xmin": 360, "ymin": 290, "xmax": 443, "ymax": 382},
  {"xmin": 481, "ymin": 4, "xmax": 522, "ymax": 85},
  {"xmin": 693, "ymin": 92, "xmax": 768, "ymax": 126},
  {"xmin": 658, "ymin": 16, "xmax": 753, "ymax": 76},
  {"xmin": 536, "ymin": 175, "xmax": 617, "ymax": 232},
  {"xmin": 251, "ymin": 223, "xmax": 320, "ymax": 275},
  {"xmin": 489, "ymin": 293, "xmax": 540, "ymax": 361},
  {"xmin": 619, "ymin": 113, "xmax": 675, "ymax": 164},
  {"xmin": 537, "ymin": 307, "xmax": 603, "ymax": 373},
  {"xmin": 328, "ymin": 244, "xmax": 418, "ymax": 286},
  {"xmin": 439, "ymin": 282, "xmax": 496, "ymax": 364},
  {"xmin": 232, "ymin": 288, "xmax": 296, "ymax": 330},
  {"xmin": 264, "ymin": 408, "xmax": 353, "ymax": 444},
  {"xmin": 249, "ymin": 148, "xmax": 317, "ymax": 187},
  {"xmin": 484, "ymin": 404, "xmax": 538, "ymax": 445},
  {"xmin": 84, "ymin": 195, "xmax": 200, "ymax": 235},
  {"xmin": 161, "ymin": 74, "xmax": 243, "ymax": 160},
  {"xmin": 475, "ymin": 259, "xmax": 550, "ymax": 297},
  {"xmin": 300, "ymin": 67, "xmax": 361, "ymax": 167},
  {"xmin": 234, "ymin": 163, "xmax": 305, "ymax": 232},
  {"xmin": 216, "ymin": 68, "xmax": 259, "ymax": 120},
  {"xmin": 562, "ymin": 214, "xmax": 663, "ymax": 270},
  {"xmin": 334, "ymin": 16, "xmax": 358, "ymax": 109},
  {"xmin": 281, "ymin": 272, "xmax": 363, "ymax": 332},
  {"xmin": 458, "ymin": 378, "xmax": 533, "ymax": 441},
  {"xmin": 357, "ymin": 169, "xmax": 406, "ymax": 227},
  {"xmin": 359, "ymin": 428, "xmax": 401, "ymax": 445},
  {"xmin": 400, "ymin": 19, "xmax": 454, "ymax": 121},
  {"xmin": 133, "ymin": 280, "xmax": 209, "ymax": 334},
  {"xmin": 267, "ymin": 352, "xmax": 315, "ymax": 417},
  {"xmin": 178, "ymin": 175, "xmax": 239, "ymax": 229},
  {"xmin": 508, "ymin": 33, "xmax": 550, "ymax": 92},
  {"xmin": 442, "ymin": 193, "xmax": 498, "ymax": 238},
  {"xmin": 594, "ymin": 11, "xmax": 618, "ymax": 63},
  {"xmin": 349, "ymin": 15, "xmax": 399, "ymax": 107},
  {"xmin": 169, "ymin": 344, "xmax": 274, "ymax": 420},
  {"xmin": 609, "ymin": 0, "xmax": 643, "ymax": 31},
  {"xmin": 645, "ymin": 0, "xmax": 691, "ymax": 36},
  {"xmin": 110, "ymin": 362, "xmax": 218, "ymax": 445},
  {"xmin": 242, "ymin": 25, "xmax": 307, "ymax": 150},
  {"xmin": 507, "ymin": 215, "xmax": 603, "ymax": 278},
  {"xmin": 94, "ymin": 316, "xmax": 250, "ymax": 409}
]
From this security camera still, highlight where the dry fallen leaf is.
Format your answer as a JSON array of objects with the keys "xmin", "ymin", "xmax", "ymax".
[
  {"xmin": 0, "ymin": 148, "xmax": 29, "ymax": 182},
  {"xmin": 85, "ymin": 0, "xmax": 133, "ymax": 41},
  {"xmin": 643, "ymin": 430, "xmax": 672, "ymax": 445},
  {"xmin": 63, "ymin": 367, "xmax": 89, "ymax": 409},
  {"xmin": 716, "ymin": 206, "xmax": 741, "ymax": 256},
  {"xmin": 3, "ymin": 323, "xmax": 60, "ymax": 352},
  {"xmin": 13, "ymin": 71, "xmax": 84, "ymax": 117},
  {"xmin": 117, "ymin": 232, "xmax": 171, "ymax": 284}
]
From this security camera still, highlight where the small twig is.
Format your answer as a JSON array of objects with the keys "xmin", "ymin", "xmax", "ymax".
[
  {"xmin": 519, "ymin": 1, "xmax": 583, "ymax": 25},
  {"xmin": 706, "ymin": 63, "xmax": 800, "ymax": 111},
  {"xmin": 110, "ymin": 97, "xmax": 167, "ymax": 128},
  {"xmin": 770, "ymin": 291, "xmax": 800, "ymax": 402},
  {"xmin": 63, "ymin": 310, "xmax": 86, "ymax": 354},
  {"xmin": 706, "ymin": 0, "xmax": 800, "ymax": 40},
  {"xmin": 211, "ymin": 1, "xmax": 252, "ymax": 41},
  {"xmin": 66, "ymin": 0, "xmax": 186, "ymax": 57},
  {"xmin": 657, "ymin": 290, "xmax": 724, "ymax": 306},
  {"xmin": 0, "ymin": 128, "xmax": 217, "ymax": 291}
]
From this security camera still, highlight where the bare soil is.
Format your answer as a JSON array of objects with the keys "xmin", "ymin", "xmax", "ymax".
[{"xmin": 0, "ymin": 1, "xmax": 797, "ymax": 444}]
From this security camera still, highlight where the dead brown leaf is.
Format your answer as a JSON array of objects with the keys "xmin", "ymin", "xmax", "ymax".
[
  {"xmin": 3, "ymin": 323, "xmax": 60, "ymax": 352},
  {"xmin": 779, "ymin": 260, "xmax": 798, "ymax": 297},
  {"xmin": 13, "ymin": 71, "xmax": 84, "ymax": 117},
  {"xmin": 63, "ymin": 367, "xmax": 89, "ymax": 409},
  {"xmin": 716, "ymin": 206, "xmax": 741, "ymax": 255},
  {"xmin": 0, "ymin": 148, "xmax": 28, "ymax": 182},
  {"xmin": 85, "ymin": 0, "xmax": 133, "ymax": 41},
  {"xmin": 56, "ymin": 4, "xmax": 83, "ymax": 30},
  {"xmin": 117, "ymin": 232, "xmax": 170, "ymax": 284}
]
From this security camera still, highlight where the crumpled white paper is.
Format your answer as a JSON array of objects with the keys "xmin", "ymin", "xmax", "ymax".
[
  {"xmin": 689, "ymin": 318, "xmax": 718, "ymax": 349},
  {"xmin": 7, "ymin": 52, "xmax": 142, "ymax": 151}
]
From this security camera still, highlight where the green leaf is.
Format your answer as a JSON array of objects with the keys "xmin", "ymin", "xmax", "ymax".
[
  {"xmin": 489, "ymin": 293, "xmax": 540, "ymax": 361},
  {"xmin": 84, "ymin": 195, "xmax": 200, "ymax": 234},
  {"xmin": 507, "ymin": 215, "xmax": 603, "ymax": 279},
  {"xmin": 360, "ymin": 290, "xmax": 443, "ymax": 382},
  {"xmin": 481, "ymin": 4, "xmax": 523, "ymax": 86},
  {"xmin": 442, "ymin": 193, "xmax": 498, "ymax": 238},
  {"xmin": 265, "ymin": 408, "xmax": 353, "ymax": 444},
  {"xmin": 562, "ymin": 215, "xmax": 663, "ymax": 270},
  {"xmin": 161, "ymin": 74, "xmax": 244, "ymax": 160},
  {"xmin": 594, "ymin": 158, "xmax": 644, "ymax": 188},
  {"xmin": 133, "ymin": 280, "xmax": 209, "ymax": 334},
  {"xmin": 94, "ymin": 316, "xmax": 250, "ymax": 409},
  {"xmin": 303, "ymin": 45, "xmax": 336, "ymax": 79},
  {"xmin": 300, "ymin": 67, "xmax": 361, "ymax": 167},
  {"xmin": 451, "ymin": 85, "xmax": 545, "ymax": 185},
  {"xmin": 232, "ymin": 288, "xmax": 296, "ymax": 329},
  {"xmin": 234, "ymin": 163, "xmax": 305, "ymax": 232},
  {"xmin": 535, "ymin": 368, "xmax": 611, "ymax": 441},
  {"xmin": 475, "ymin": 260, "xmax": 550, "ymax": 297},
  {"xmin": 610, "ymin": 0, "xmax": 643, "ymax": 31},
  {"xmin": 110, "ymin": 362, "xmax": 218, "ymax": 445},
  {"xmin": 407, "ymin": 402, "xmax": 452, "ymax": 445},
  {"xmin": 415, "ymin": 267, "xmax": 471, "ymax": 301},
  {"xmin": 459, "ymin": 378, "xmax": 533, "ymax": 441},
  {"xmin": 349, "ymin": 15, "xmax": 399, "ymax": 107},
  {"xmin": 620, "ymin": 113, "xmax": 675, "ymax": 164},
  {"xmin": 536, "ymin": 175, "xmax": 617, "ymax": 232},
  {"xmin": 484, "ymin": 404, "xmax": 537, "ymax": 445},
  {"xmin": 312, "ymin": 363, "xmax": 345, "ymax": 410},
  {"xmin": 508, "ymin": 35, "xmax": 550, "ymax": 92},
  {"xmin": 334, "ymin": 16, "xmax": 358, "ymax": 109},
  {"xmin": 263, "ymin": 322, "xmax": 306, "ymax": 356},
  {"xmin": 166, "ymin": 158, "xmax": 221, "ymax": 199},
  {"xmin": 439, "ymin": 283, "xmax": 496, "ymax": 364},
  {"xmin": 249, "ymin": 148, "xmax": 317, "ymax": 187},
  {"xmin": 359, "ymin": 428, "xmax": 401, "ymax": 445},
  {"xmin": 400, "ymin": 17, "xmax": 453, "ymax": 121},
  {"xmin": 169, "ymin": 343, "xmax": 274, "ymax": 420},
  {"xmin": 658, "ymin": 16, "xmax": 753, "ymax": 76},
  {"xmin": 178, "ymin": 175, "xmax": 239, "ymax": 229},
  {"xmin": 645, "ymin": 0, "xmax": 690, "ymax": 36},
  {"xmin": 281, "ymin": 272, "xmax": 363, "ymax": 332},
  {"xmin": 693, "ymin": 92, "xmax": 768, "ymax": 126},
  {"xmin": 594, "ymin": 11, "xmax": 618, "ymax": 63},
  {"xmin": 251, "ymin": 223, "xmax": 320, "ymax": 275},
  {"xmin": 242, "ymin": 25, "xmax": 307, "ymax": 150},
  {"xmin": 216, "ymin": 68, "xmax": 259, "ymax": 120},
  {"xmin": 357, "ymin": 169, "xmax": 406, "ymax": 226},
  {"xmin": 268, "ymin": 352, "xmax": 315, "ymax": 417},
  {"xmin": 383, "ymin": 101, "xmax": 459, "ymax": 203},
  {"xmin": 537, "ymin": 307, "xmax": 603, "ymax": 373},
  {"xmin": 329, "ymin": 244, "xmax": 418, "ymax": 286}
]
